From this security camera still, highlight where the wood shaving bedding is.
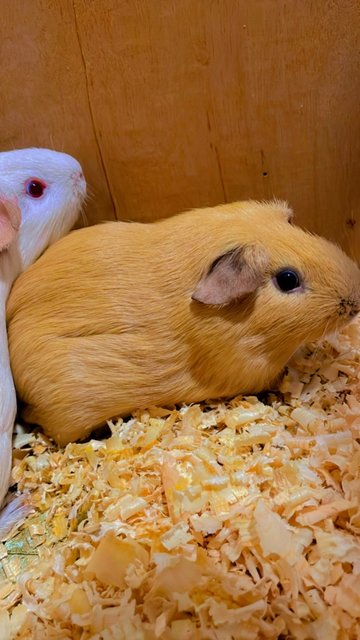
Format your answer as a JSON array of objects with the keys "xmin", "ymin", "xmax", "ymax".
[{"xmin": 0, "ymin": 319, "xmax": 359, "ymax": 639}]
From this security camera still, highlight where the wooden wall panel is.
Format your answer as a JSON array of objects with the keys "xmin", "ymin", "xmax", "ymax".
[
  {"xmin": 0, "ymin": 0, "xmax": 116, "ymax": 223},
  {"xmin": 0, "ymin": 0, "xmax": 359, "ymax": 259}
]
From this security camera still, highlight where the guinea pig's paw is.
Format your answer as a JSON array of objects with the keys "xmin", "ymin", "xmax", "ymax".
[{"xmin": 0, "ymin": 492, "xmax": 33, "ymax": 540}]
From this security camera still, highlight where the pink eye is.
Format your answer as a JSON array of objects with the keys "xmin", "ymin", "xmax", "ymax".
[{"xmin": 25, "ymin": 178, "xmax": 46, "ymax": 198}]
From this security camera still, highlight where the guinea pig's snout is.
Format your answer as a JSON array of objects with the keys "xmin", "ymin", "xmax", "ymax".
[
  {"xmin": 339, "ymin": 298, "xmax": 360, "ymax": 319},
  {"xmin": 71, "ymin": 170, "xmax": 86, "ymax": 198},
  {"xmin": 349, "ymin": 303, "xmax": 360, "ymax": 318}
]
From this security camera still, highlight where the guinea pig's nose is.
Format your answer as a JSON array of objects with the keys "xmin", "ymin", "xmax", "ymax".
[
  {"xmin": 349, "ymin": 304, "xmax": 359, "ymax": 318},
  {"xmin": 71, "ymin": 170, "xmax": 83, "ymax": 183},
  {"xmin": 340, "ymin": 298, "xmax": 360, "ymax": 318},
  {"xmin": 71, "ymin": 170, "xmax": 86, "ymax": 196}
]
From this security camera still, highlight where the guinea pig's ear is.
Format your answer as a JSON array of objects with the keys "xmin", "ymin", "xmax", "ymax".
[
  {"xmin": 0, "ymin": 197, "xmax": 21, "ymax": 251},
  {"xmin": 192, "ymin": 244, "xmax": 269, "ymax": 305}
]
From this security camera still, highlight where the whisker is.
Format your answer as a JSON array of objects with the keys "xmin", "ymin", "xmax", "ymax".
[
  {"xmin": 308, "ymin": 317, "xmax": 333, "ymax": 363},
  {"xmin": 80, "ymin": 209, "xmax": 88, "ymax": 227},
  {"xmin": 85, "ymin": 193, "xmax": 96, "ymax": 204}
]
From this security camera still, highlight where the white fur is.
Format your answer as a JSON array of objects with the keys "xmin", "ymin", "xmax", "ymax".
[
  {"xmin": 0, "ymin": 148, "xmax": 86, "ymax": 270},
  {"xmin": 0, "ymin": 148, "xmax": 86, "ymax": 536}
]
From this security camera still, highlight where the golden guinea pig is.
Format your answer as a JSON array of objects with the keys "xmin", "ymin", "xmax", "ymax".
[{"xmin": 7, "ymin": 200, "xmax": 360, "ymax": 445}]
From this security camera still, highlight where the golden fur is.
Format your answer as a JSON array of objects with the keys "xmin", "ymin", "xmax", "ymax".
[{"xmin": 7, "ymin": 200, "xmax": 360, "ymax": 445}]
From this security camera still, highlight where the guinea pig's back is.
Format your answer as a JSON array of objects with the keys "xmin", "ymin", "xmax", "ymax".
[
  {"xmin": 6, "ymin": 215, "xmax": 210, "ymax": 443},
  {"xmin": 7, "ymin": 222, "xmax": 148, "ymax": 392},
  {"xmin": 7, "ymin": 221, "xmax": 154, "ymax": 333}
]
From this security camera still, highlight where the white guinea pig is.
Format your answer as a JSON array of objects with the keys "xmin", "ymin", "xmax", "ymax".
[
  {"xmin": 0, "ymin": 147, "xmax": 86, "ymax": 271},
  {"xmin": 0, "ymin": 148, "xmax": 86, "ymax": 537}
]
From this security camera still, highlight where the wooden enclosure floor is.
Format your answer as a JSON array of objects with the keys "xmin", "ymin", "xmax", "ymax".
[{"xmin": 0, "ymin": 319, "xmax": 359, "ymax": 639}]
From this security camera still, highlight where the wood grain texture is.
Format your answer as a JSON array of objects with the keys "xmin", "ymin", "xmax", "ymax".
[
  {"xmin": 1, "ymin": 0, "xmax": 359, "ymax": 259},
  {"xmin": 0, "ymin": 0, "xmax": 116, "ymax": 223}
]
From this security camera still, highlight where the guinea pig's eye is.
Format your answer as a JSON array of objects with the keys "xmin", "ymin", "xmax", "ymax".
[
  {"xmin": 274, "ymin": 268, "xmax": 301, "ymax": 293},
  {"xmin": 25, "ymin": 178, "xmax": 46, "ymax": 199}
]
